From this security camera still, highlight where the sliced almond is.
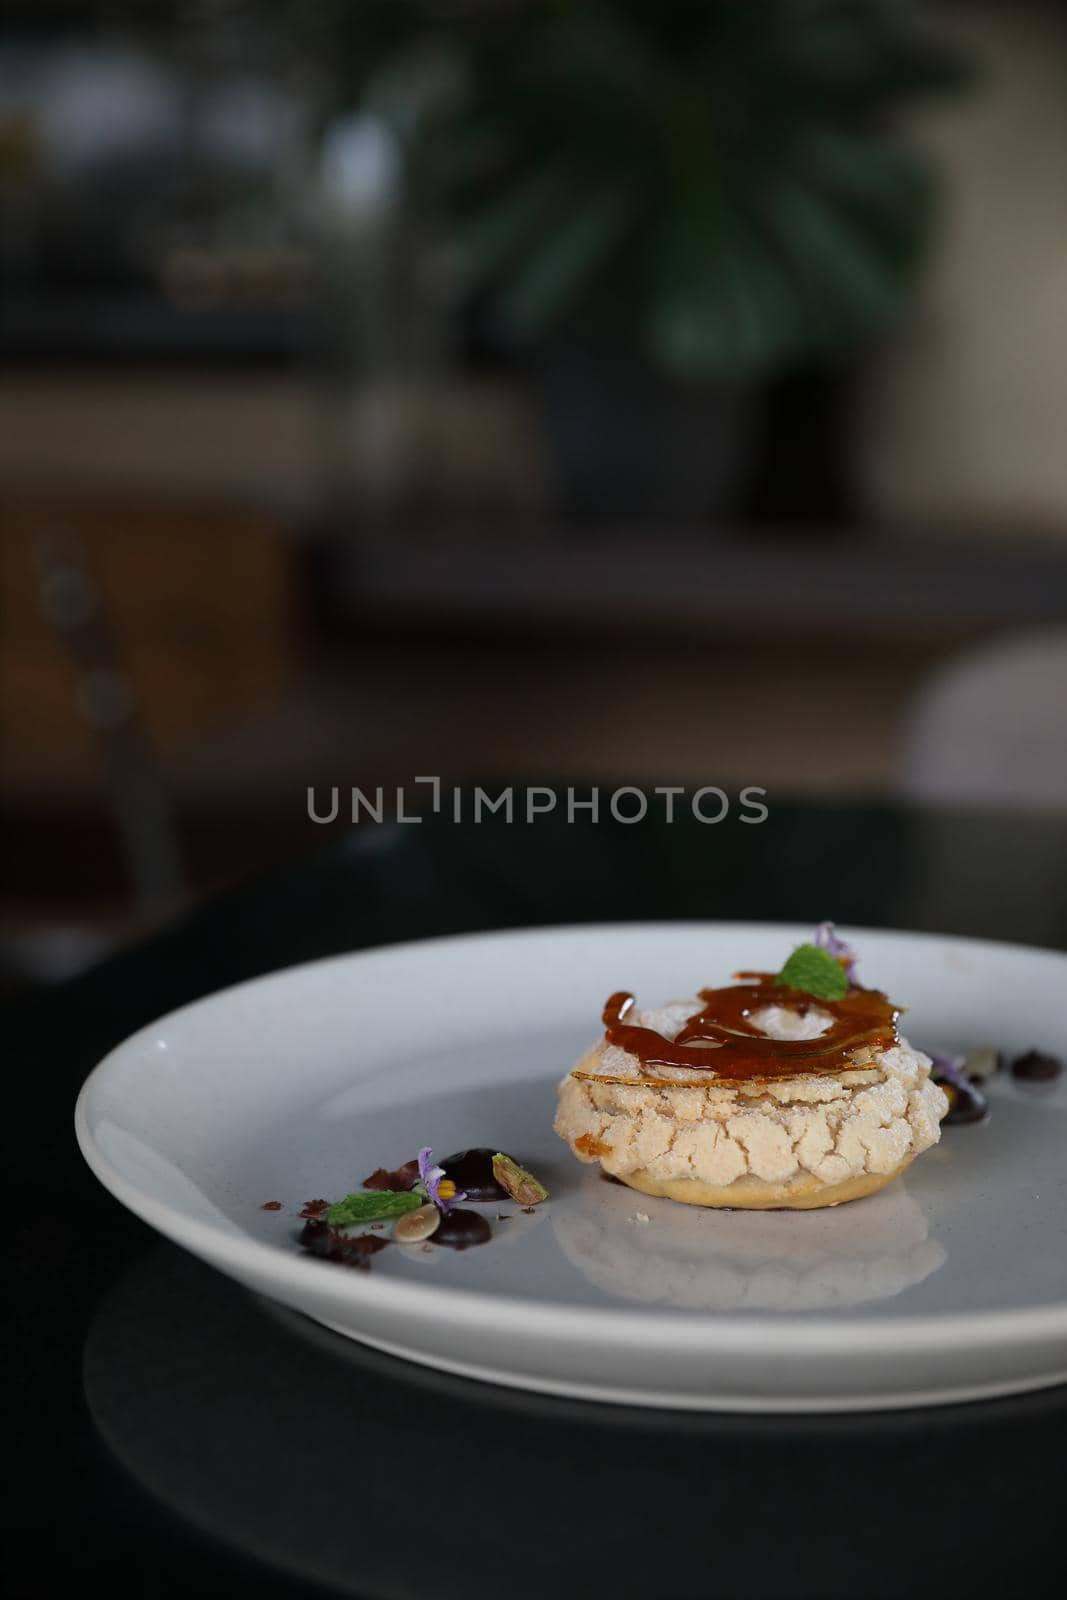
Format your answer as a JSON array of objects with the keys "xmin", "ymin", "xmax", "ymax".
[{"xmin": 393, "ymin": 1203, "xmax": 441, "ymax": 1244}]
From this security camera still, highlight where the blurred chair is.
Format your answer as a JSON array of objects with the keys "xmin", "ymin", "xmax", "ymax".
[{"xmin": 900, "ymin": 628, "xmax": 1067, "ymax": 811}]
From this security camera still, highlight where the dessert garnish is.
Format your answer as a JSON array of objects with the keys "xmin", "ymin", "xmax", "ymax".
[
  {"xmin": 326, "ymin": 1190, "xmax": 425, "ymax": 1227},
  {"xmin": 929, "ymin": 1053, "xmax": 989, "ymax": 1125},
  {"xmin": 1011, "ymin": 1049, "xmax": 1062, "ymax": 1083},
  {"xmin": 593, "ymin": 925, "xmax": 898, "ymax": 1086},
  {"xmin": 434, "ymin": 1208, "xmax": 493, "ymax": 1249},
  {"xmin": 415, "ymin": 1145, "xmax": 466, "ymax": 1211},
  {"xmin": 775, "ymin": 942, "xmax": 850, "ymax": 1001},
  {"xmin": 963, "ymin": 1047, "xmax": 1002, "ymax": 1081},
  {"xmin": 440, "ymin": 1148, "xmax": 509, "ymax": 1201},
  {"xmin": 288, "ymin": 1143, "xmax": 549, "ymax": 1266},
  {"xmin": 393, "ymin": 1204, "xmax": 442, "ymax": 1244},
  {"xmin": 321, "ymin": 1145, "xmax": 463, "ymax": 1228},
  {"xmin": 927, "ymin": 1044, "xmax": 1060, "ymax": 1116},
  {"xmin": 491, "ymin": 1152, "xmax": 549, "ymax": 1207},
  {"xmin": 813, "ymin": 920, "xmax": 859, "ymax": 979},
  {"xmin": 596, "ymin": 983, "xmax": 899, "ymax": 1084},
  {"xmin": 363, "ymin": 1160, "xmax": 420, "ymax": 1192},
  {"xmin": 298, "ymin": 1221, "xmax": 390, "ymax": 1268},
  {"xmin": 930, "ymin": 1044, "xmax": 1063, "ymax": 1116}
]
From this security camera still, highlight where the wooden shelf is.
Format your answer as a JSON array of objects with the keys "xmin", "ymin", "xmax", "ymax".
[{"xmin": 340, "ymin": 529, "xmax": 1067, "ymax": 635}]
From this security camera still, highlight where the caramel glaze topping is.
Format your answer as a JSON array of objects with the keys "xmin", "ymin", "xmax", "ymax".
[{"xmin": 595, "ymin": 974, "xmax": 900, "ymax": 1084}]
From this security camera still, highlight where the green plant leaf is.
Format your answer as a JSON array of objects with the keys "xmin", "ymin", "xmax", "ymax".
[
  {"xmin": 776, "ymin": 944, "xmax": 850, "ymax": 1002},
  {"xmin": 493, "ymin": 186, "xmax": 635, "ymax": 341},
  {"xmin": 326, "ymin": 1191, "xmax": 423, "ymax": 1227},
  {"xmin": 453, "ymin": 165, "xmax": 572, "ymax": 283}
]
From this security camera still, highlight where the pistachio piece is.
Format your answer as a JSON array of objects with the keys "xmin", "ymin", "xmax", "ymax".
[
  {"xmin": 491, "ymin": 1152, "xmax": 549, "ymax": 1207},
  {"xmin": 394, "ymin": 1203, "xmax": 441, "ymax": 1244}
]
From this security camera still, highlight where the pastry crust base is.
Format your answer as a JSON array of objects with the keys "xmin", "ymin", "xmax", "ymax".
[{"xmin": 618, "ymin": 1158, "xmax": 915, "ymax": 1211}]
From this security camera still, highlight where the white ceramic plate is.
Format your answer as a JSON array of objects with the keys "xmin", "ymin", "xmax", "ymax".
[{"xmin": 76, "ymin": 922, "xmax": 1067, "ymax": 1412}]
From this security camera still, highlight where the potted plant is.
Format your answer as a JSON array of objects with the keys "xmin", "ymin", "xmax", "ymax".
[{"xmin": 292, "ymin": 0, "xmax": 968, "ymax": 522}]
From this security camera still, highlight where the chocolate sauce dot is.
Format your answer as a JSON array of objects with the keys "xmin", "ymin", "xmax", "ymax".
[
  {"xmin": 942, "ymin": 1079, "xmax": 989, "ymax": 1125},
  {"xmin": 432, "ymin": 1207, "xmax": 492, "ymax": 1250},
  {"xmin": 298, "ymin": 1220, "xmax": 389, "ymax": 1268},
  {"xmin": 1011, "ymin": 1049, "xmax": 1062, "ymax": 1083},
  {"xmin": 440, "ymin": 1148, "xmax": 508, "ymax": 1202}
]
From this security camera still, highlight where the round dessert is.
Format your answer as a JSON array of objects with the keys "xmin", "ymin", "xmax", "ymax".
[{"xmin": 554, "ymin": 933, "xmax": 949, "ymax": 1211}]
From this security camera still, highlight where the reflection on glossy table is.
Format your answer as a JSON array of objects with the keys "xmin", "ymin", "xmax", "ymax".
[{"xmin": 11, "ymin": 801, "xmax": 1067, "ymax": 1598}]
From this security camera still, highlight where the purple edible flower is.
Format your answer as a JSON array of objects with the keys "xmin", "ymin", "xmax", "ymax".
[
  {"xmin": 814, "ymin": 921, "xmax": 859, "ymax": 982},
  {"xmin": 416, "ymin": 1146, "xmax": 465, "ymax": 1213},
  {"xmin": 929, "ymin": 1051, "xmax": 970, "ymax": 1090}
]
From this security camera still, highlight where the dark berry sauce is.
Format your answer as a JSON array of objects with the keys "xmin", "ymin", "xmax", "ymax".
[
  {"xmin": 1011, "ymin": 1050, "xmax": 1062, "ymax": 1083},
  {"xmin": 440, "ymin": 1148, "xmax": 508, "ymax": 1201},
  {"xmin": 432, "ymin": 1207, "xmax": 492, "ymax": 1250}
]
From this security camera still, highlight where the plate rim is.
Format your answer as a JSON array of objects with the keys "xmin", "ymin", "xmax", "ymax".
[{"xmin": 76, "ymin": 919, "xmax": 1067, "ymax": 1354}]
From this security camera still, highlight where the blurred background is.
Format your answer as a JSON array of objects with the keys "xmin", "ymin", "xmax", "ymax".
[{"xmin": 2, "ymin": 0, "xmax": 1066, "ymax": 986}]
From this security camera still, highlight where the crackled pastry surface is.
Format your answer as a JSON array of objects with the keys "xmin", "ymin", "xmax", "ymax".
[{"xmin": 554, "ymin": 997, "xmax": 948, "ymax": 1205}]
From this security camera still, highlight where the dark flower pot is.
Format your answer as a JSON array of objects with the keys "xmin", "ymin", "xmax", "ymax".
[{"xmin": 528, "ymin": 337, "xmax": 761, "ymax": 526}]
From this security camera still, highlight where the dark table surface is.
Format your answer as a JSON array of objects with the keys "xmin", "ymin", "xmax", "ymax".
[{"xmin": 10, "ymin": 799, "xmax": 1067, "ymax": 1600}]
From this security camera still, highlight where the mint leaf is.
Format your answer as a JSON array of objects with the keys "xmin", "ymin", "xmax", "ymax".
[
  {"xmin": 326, "ymin": 1190, "xmax": 423, "ymax": 1227},
  {"xmin": 776, "ymin": 943, "xmax": 849, "ymax": 1001}
]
